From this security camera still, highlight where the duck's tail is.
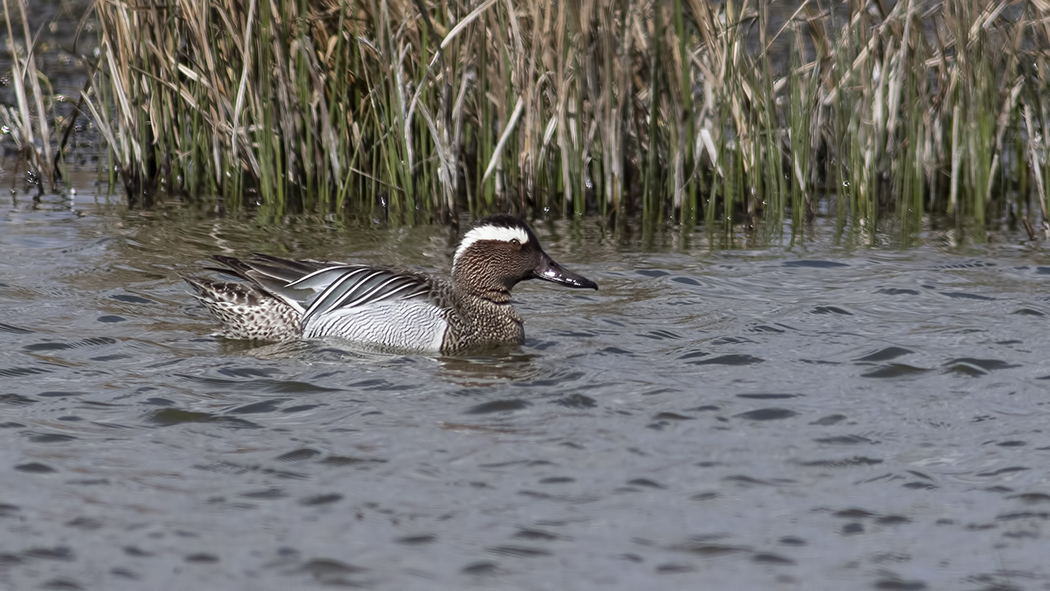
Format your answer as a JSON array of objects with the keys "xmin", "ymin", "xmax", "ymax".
[{"xmin": 182, "ymin": 270, "xmax": 302, "ymax": 341}]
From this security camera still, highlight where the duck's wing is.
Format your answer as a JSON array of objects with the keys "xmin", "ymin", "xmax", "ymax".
[
  {"xmin": 235, "ymin": 254, "xmax": 331, "ymax": 282},
  {"xmin": 294, "ymin": 266, "xmax": 433, "ymax": 323},
  {"xmin": 208, "ymin": 254, "xmax": 434, "ymax": 319},
  {"xmin": 207, "ymin": 254, "xmax": 327, "ymax": 313}
]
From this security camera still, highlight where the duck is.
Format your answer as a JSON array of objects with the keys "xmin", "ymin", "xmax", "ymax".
[{"xmin": 183, "ymin": 215, "xmax": 598, "ymax": 353}]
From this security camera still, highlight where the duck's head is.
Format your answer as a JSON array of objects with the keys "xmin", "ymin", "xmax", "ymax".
[{"xmin": 452, "ymin": 215, "xmax": 598, "ymax": 300}]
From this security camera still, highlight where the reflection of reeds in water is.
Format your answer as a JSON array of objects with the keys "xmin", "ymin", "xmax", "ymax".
[{"xmin": 5, "ymin": 0, "xmax": 1050, "ymax": 234}]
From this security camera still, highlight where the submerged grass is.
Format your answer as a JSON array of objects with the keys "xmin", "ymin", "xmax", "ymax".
[{"xmin": 4, "ymin": 0, "xmax": 1050, "ymax": 235}]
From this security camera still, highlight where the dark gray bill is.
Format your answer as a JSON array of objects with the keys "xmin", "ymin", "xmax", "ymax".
[{"xmin": 533, "ymin": 254, "xmax": 598, "ymax": 289}]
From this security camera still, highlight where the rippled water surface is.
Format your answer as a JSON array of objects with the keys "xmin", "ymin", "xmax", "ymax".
[{"xmin": 3, "ymin": 192, "xmax": 1050, "ymax": 591}]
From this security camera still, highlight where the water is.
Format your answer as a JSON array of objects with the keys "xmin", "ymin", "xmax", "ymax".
[{"xmin": 3, "ymin": 190, "xmax": 1050, "ymax": 590}]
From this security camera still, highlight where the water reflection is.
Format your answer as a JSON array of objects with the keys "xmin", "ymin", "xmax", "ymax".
[
  {"xmin": 436, "ymin": 351, "xmax": 543, "ymax": 388},
  {"xmin": 2, "ymin": 192, "xmax": 1050, "ymax": 590}
]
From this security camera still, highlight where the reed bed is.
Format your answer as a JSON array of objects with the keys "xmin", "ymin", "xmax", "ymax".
[
  {"xmin": 1, "ymin": 0, "xmax": 57, "ymax": 190},
  {"xmin": 5, "ymin": 0, "xmax": 1050, "ymax": 233}
]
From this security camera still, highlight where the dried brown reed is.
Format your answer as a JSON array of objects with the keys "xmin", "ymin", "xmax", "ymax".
[
  {"xmin": 2, "ymin": 0, "xmax": 57, "ymax": 191},
  {"xmin": 6, "ymin": 0, "xmax": 1050, "ymax": 233}
]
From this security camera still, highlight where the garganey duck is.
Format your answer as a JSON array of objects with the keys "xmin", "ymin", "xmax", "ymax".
[{"xmin": 183, "ymin": 215, "xmax": 598, "ymax": 353}]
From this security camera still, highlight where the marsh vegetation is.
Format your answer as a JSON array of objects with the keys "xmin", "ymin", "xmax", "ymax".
[{"xmin": 3, "ymin": 0, "xmax": 1050, "ymax": 235}]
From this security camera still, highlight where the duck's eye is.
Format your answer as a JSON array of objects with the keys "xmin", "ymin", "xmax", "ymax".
[{"xmin": 509, "ymin": 238, "xmax": 521, "ymax": 248}]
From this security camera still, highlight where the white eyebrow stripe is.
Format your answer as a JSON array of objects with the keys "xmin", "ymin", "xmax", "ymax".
[{"xmin": 453, "ymin": 224, "xmax": 530, "ymax": 266}]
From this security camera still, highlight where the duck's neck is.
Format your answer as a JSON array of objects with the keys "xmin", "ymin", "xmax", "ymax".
[{"xmin": 452, "ymin": 269, "xmax": 515, "ymax": 304}]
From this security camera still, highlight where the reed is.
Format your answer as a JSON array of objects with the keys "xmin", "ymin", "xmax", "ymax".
[
  {"xmin": 1, "ymin": 0, "xmax": 58, "ymax": 192},
  {"xmin": 5, "ymin": 0, "xmax": 1050, "ymax": 233}
]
